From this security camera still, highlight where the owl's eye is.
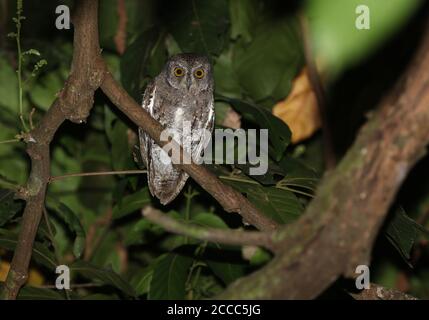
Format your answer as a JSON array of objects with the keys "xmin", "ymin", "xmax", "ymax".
[
  {"xmin": 173, "ymin": 67, "xmax": 185, "ymax": 77},
  {"xmin": 194, "ymin": 69, "xmax": 205, "ymax": 79}
]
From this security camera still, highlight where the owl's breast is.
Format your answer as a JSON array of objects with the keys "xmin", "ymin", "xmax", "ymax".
[{"xmin": 173, "ymin": 107, "xmax": 188, "ymax": 124}]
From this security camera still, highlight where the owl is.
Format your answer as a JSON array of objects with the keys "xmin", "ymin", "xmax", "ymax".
[{"xmin": 139, "ymin": 53, "xmax": 215, "ymax": 205}]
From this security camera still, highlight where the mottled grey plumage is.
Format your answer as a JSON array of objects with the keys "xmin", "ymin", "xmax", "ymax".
[{"xmin": 139, "ymin": 53, "xmax": 214, "ymax": 204}]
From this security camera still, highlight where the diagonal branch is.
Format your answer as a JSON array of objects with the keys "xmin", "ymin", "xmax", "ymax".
[
  {"xmin": 142, "ymin": 206, "xmax": 278, "ymax": 252},
  {"xmin": 349, "ymin": 283, "xmax": 418, "ymax": 300},
  {"xmin": 1, "ymin": 0, "xmax": 277, "ymax": 300},
  {"xmin": 218, "ymin": 16, "xmax": 429, "ymax": 299},
  {"xmin": 99, "ymin": 71, "xmax": 278, "ymax": 231}
]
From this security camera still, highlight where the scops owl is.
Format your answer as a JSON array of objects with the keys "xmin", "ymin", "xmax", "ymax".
[{"xmin": 139, "ymin": 53, "xmax": 215, "ymax": 205}]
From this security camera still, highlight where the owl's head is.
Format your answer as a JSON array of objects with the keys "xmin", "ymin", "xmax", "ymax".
[{"xmin": 164, "ymin": 53, "xmax": 213, "ymax": 93}]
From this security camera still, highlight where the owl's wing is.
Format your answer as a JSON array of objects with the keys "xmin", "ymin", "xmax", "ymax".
[
  {"xmin": 193, "ymin": 97, "xmax": 215, "ymax": 162},
  {"xmin": 138, "ymin": 81, "xmax": 156, "ymax": 173},
  {"xmin": 139, "ymin": 81, "xmax": 186, "ymax": 205},
  {"xmin": 139, "ymin": 85, "xmax": 214, "ymax": 206},
  {"xmin": 157, "ymin": 99, "xmax": 215, "ymax": 204}
]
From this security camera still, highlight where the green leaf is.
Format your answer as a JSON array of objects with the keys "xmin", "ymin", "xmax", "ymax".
[
  {"xmin": 191, "ymin": 213, "xmax": 246, "ymax": 285},
  {"xmin": 161, "ymin": 0, "xmax": 229, "ymax": 56},
  {"xmin": 232, "ymin": 18, "xmax": 302, "ymax": 102},
  {"xmin": 0, "ymin": 175, "xmax": 18, "ymax": 190},
  {"xmin": 216, "ymin": 97, "xmax": 292, "ymax": 161},
  {"xmin": 213, "ymin": 48, "xmax": 243, "ymax": 99},
  {"xmin": 0, "ymin": 189, "xmax": 23, "ymax": 227},
  {"xmin": 81, "ymin": 293, "xmax": 120, "ymax": 300},
  {"xmin": 123, "ymin": 210, "xmax": 182, "ymax": 246},
  {"xmin": 46, "ymin": 197, "xmax": 86, "ymax": 258},
  {"xmin": 89, "ymin": 232, "xmax": 122, "ymax": 274},
  {"xmin": 385, "ymin": 206, "xmax": 429, "ymax": 263},
  {"xmin": 237, "ymin": 164, "xmax": 277, "ymax": 187},
  {"xmin": 0, "ymin": 117, "xmax": 28, "ymax": 185},
  {"xmin": 247, "ymin": 187, "xmax": 303, "ymax": 224},
  {"xmin": 148, "ymin": 251, "xmax": 193, "ymax": 300},
  {"xmin": 120, "ymin": 28, "xmax": 163, "ymax": 100},
  {"xmin": 204, "ymin": 241, "xmax": 246, "ymax": 286},
  {"xmin": 221, "ymin": 176, "xmax": 304, "ymax": 224},
  {"xmin": 123, "ymin": 217, "xmax": 162, "ymax": 246},
  {"xmin": 99, "ymin": 0, "xmax": 156, "ymax": 51},
  {"xmin": 229, "ymin": 0, "xmax": 260, "ymax": 43},
  {"xmin": 0, "ymin": 229, "xmax": 57, "ymax": 269},
  {"xmin": 104, "ymin": 105, "xmax": 118, "ymax": 143},
  {"xmin": 191, "ymin": 212, "xmax": 228, "ymax": 229},
  {"xmin": 130, "ymin": 262, "xmax": 157, "ymax": 296},
  {"xmin": 249, "ymin": 247, "xmax": 272, "ymax": 266},
  {"xmin": 98, "ymin": 0, "xmax": 122, "ymax": 50},
  {"xmin": 70, "ymin": 260, "xmax": 136, "ymax": 298},
  {"xmin": 22, "ymin": 49, "xmax": 41, "ymax": 56},
  {"xmin": 272, "ymin": 156, "xmax": 320, "ymax": 195},
  {"xmin": 17, "ymin": 286, "xmax": 65, "ymax": 300},
  {"xmin": 112, "ymin": 188, "xmax": 152, "ymax": 220},
  {"xmin": 0, "ymin": 54, "xmax": 19, "ymax": 112},
  {"xmin": 29, "ymin": 71, "xmax": 63, "ymax": 111},
  {"xmin": 108, "ymin": 118, "xmax": 135, "ymax": 172},
  {"xmin": 306, "ymin": 0, "xmax": 422, "ymax": 76}
]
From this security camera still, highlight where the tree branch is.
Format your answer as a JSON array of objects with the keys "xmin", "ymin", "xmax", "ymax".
[
  {"xmin": 142, "ymin": 206, "xmax": 278, "ymax": 252},
  {"xmin": 6, "ymin": 0, "xmax": 425, "ymax": 301},
  {"xmin": 349, "ymin": 283, "xmax": 418, "ymax": 300},
  {"xmin": 99, "ymin": 71, "xmax": 278, "ymax": 231},
  {"xmin": 218, "ymin": 17, "xmax": 429, "ymax": 299},
  {"xmin": 1, "ymin": 0, "xmax": 104, "ymax": 299},
  {"xmin": 48, "ymin": 169, "xmax": 147, "ymax": 183},
  {"xmin": 1, "ymin": 0, "xmax": 277, "ymax": 299}
]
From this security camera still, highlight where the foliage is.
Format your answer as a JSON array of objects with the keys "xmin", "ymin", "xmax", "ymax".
[{"xmin": 0, "ymin": 0, "xmax": 428, "ymax": 300}]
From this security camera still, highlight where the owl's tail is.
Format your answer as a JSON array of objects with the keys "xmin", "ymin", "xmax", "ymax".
[{"xmin": 147, "ymin": 147, "xmax": 190, "ymax": 205}]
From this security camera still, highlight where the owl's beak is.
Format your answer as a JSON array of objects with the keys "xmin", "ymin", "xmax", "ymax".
[{"xmin": 186, "ymin": 76, "xmax": 192, "ymax": 90}]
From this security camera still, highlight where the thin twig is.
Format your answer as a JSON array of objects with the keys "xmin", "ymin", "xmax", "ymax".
[
  {"xmin": 299, "ymin": 14, "xmax": 336, "ymax": 169},
  {"xmin": 142, "ymin": 206, "xmax": 278, "ymax": 252},
  {"xmin": 29, "ymin": 108, "xmax": 36, "ymax": 130},
  {"xmin": 0, "ymin": 139, "xmax": 20, "ymax": 145},
  {"xmin": 14, "ymin": 0, "xmax": 28, "ymax": 132},
  {"xmin": 49, "ymin": 169, "xmax": 147, "ymax": 183},
  {"xmin": 32, "ymin": 283, "xmax": 102, "ymax": 289}
]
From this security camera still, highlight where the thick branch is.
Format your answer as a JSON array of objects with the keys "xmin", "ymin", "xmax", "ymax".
[
  {"xmin": 349, "ymin": 284, "xmax": 418, "ymax": 300},
  {"xmin": 100, "ymin": 72, "xmax": 278, "ymax": 231},
  {"xmin": 218, "ymin": 18, "xmax": 429, "ymax": 299},
  {"xmin": 1, "ymin": 0, "xmax": 103, "ymax": 299},
  {"xmin": 142, "ymin": 207, "xmax": 278, "ymax": 252}
]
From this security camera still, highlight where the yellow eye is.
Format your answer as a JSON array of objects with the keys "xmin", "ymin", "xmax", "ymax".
[
  {"xmin": 194, "ymin": 69, "xmax": 205, "ymax": 79},
  {"xmin": 174, "ymin": 67, "xmax": 184, "ymax": 77}
]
